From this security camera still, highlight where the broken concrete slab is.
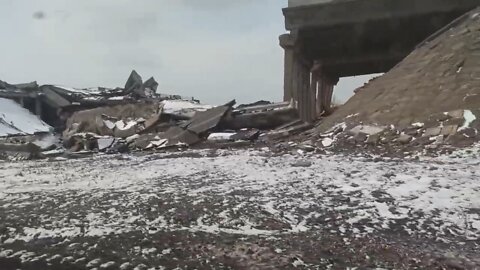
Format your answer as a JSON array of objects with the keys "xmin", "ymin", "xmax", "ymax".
[
  {"xmin": 207, "ymin": 133, "xmax": 235, "ymax": 142},
  {"xmin": 264, "ymin": 121, "xmax": 312, "ymax": 140},
  {"xmin": 97, "ymin": 137, "xmax": 116, "ymax": 151},
  {"xmin": 131, "ymin": 134, "xmax": 159, "ymax": 149},
  {"xmin": 124, "ymin": 71, "xmax": 160, "ymax": 99},
  {"xmin": 113, "ymin": 120, "xmax": 139, "ymax": 138},
  {"xmin": 140, "ymin": 105, "xmax": 165, "ymax": 134},
  {"xmin": 206, "ymin": 129, "xmax": 260, "ymax": 142},
  {"xmin": 233, "ymin": 101, "xmax": 291, "ymax": 114},
  {"xmin": 63, "ymin": 102, "xmax": 162, "ymax": 138},
  {"xmin": 160, "ymin": 126, "xmax": 200, "ymax": 146},
  {"xmin": 161, "ymin": 100, "xmax": 213, "ymax": 119},
  {"xmin": 223, "ymin": 107, "xmax": 299, "ymax": 131},
  {"xmin": 230, "ymin": 129, "xmax": 260, "ymax": 141},
  {"xmin": 181, "ymin": 100, "xmax": 235, "ymax": 135},
  {"xmin": 0, "ymin": 98, "xmax": 52, "ymax": 137},
  {"xmin": 143, "ymin": 77, "xmax": 159, "ymax": 96},
  {"xmin": 124, "ymin": 70, "xmax": 144, "ymax": 97}
]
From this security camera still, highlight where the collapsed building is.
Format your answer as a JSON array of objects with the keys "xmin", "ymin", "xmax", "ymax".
[
  {"xmin": 0, "ymin": 71, "xmax": 185, "ymax": 130},
  {"xmin": 0, "ymin": 71, "xmax": 301, "ymax": 159}
]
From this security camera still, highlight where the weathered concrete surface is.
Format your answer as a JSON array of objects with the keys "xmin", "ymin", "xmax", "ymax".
[
  {"xmin": 282, "ymin": 0, "xmax": 479, "ymax": 77},
  {"xmin": 288, "ymin": 0, "xmax": 335, "ymax": 7}
]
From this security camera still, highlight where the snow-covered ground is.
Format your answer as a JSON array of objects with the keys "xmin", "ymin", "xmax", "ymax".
[{"xmin": 0, "ymin": 149, "xmax": 479, "ymax": 269}]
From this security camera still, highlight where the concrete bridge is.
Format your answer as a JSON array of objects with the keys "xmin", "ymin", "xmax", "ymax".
[{"xmin": 280, "ymin": 0, "xmax": 479, "ymax": 121}]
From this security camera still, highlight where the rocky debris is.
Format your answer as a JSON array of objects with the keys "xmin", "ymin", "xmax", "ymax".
[
  {"xmin": 58, "ymin": 98, "xmax": 301, "ymax": 155},
  {"xmin": 0, "ymin": 70, "xmax": 198, "ymax": 131},
  {"xmin": 181, "ymin": 100, "xmax": 235, "ymax": 135},
  {"xmin": 124, "ymin": 70, "xmax": 157, "ymax": 99},
  {"xmin": 63, "ymin": 101, "xmax": 163, "ymax": 139},
  {"xmin": 161, "ymin": 100, "xmax": 213, "ymax": 119},
  {"xmin": 0, "ymin": 73, "xmax": 305, "ymax": 158},
  {"xmin": 262, "ymin": 120, "xmax": 313, "ymax": 141},
  {"xmin": 1, "ymin": 68, "xmax": 304, "ymax": 158},
  {"xmin": 223, "ymin": 101, "xmax": 298, "ymax": 130},
  {"xmin": 299, "ymin": 108, "xmax": 480, "ymax": 157}
]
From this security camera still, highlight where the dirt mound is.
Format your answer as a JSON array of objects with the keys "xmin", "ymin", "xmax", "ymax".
[{"xmin": 318, "ymin": 8, "xmax": 480, "ymax": 132}]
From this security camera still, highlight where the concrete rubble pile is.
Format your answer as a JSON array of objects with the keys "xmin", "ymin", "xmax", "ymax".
[
  {"xmin": 62, "ymin": 99, "xmax": 300, "ymax": 154},
  {"xmin": 0, "ymin": 71, "xmax": 302, "ymax": 159},
  {"xmin": 291, "ymin": 8, "xmax": 480, "ymax": 156}
]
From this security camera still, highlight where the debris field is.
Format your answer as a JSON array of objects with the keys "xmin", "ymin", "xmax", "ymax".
[
  {"xmin": 1, "ymin": 148, "xmax": 479, "ymax": 269},
  {"xmin": 0, "ymin": 6, "xmax": 480, "ymax": 270}
]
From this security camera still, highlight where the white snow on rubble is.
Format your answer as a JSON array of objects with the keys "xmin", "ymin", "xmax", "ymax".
[
  {"xmin": 0, "ymin": 98, "xmax": 52, "ymax": 137},
  {"xmin": 161, "ymin": 100, "xmax": 213, "ymax": 118},
  {"xmin": 459, "ymin": 110, "xmax": 476, "ymax": 131},
  {"xmin": 0, "ymin": 149, "xmax": 479, "ymax": 244}
]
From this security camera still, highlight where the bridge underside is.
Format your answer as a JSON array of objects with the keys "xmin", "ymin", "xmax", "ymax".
[{"xmin": 281, "ymin": 0, "xmax": 479, "ymax": 121}]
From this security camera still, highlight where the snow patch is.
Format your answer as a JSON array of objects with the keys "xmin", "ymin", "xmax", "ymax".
[
  {"xmin": 0, "ymin": 98, "xmax": 52, "ymax": 137},
  {"xmin": 459, "ymin": 110, "xmax": 476, "ymax": 131}
]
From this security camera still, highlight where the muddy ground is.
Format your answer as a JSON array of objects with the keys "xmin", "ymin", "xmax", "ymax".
[{"xmin": 0, "ymin": 148, "xmax": 479, "ymax": 269}]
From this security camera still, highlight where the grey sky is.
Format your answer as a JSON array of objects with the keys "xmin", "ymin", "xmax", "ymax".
[{"xmin": 0, "ymin": 0, "xmax": 373, "ymax": 105}]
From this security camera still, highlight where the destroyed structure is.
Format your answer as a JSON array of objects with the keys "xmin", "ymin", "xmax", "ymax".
[
  {"xmin": 0, "ymin": 71, "xmax": 300, "ymax": 159},
  {"xmin": 280, "ymin": 0, "xmax": 479, "ymax": 122},
  {"xmin": 298, "ymin": 7, "xmax": 480, "ymax": 156},
  {"xmin": 2, "ymin": 3, "xmax": 480, "ymax": 160}
]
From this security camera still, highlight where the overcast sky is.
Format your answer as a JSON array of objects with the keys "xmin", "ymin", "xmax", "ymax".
[{"xmin": 0, "ymin": 0, "xmax": 374, "ymax": 105}]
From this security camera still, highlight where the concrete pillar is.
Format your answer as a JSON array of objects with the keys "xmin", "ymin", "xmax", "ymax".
[
  {"xmin": 279, "ymin": 34, "xmax": 297, "ymax": 102},
  {"xmin": 312, "ymin": 63, "xmax": 339, "ymax": 117},
  {"xmin": 297, "ymin": 59, "xmax": 315, "ymax": 122},
  {"xmin": 280, "ymin": 32, "xmax": 316, "ymax": 122},
  {"xmin": 320, "ymin": 76, "xmax": 338, "ymax": 115},
  {"xmin": 311, "ymin": 62, "xmax": 322, "ymax": 118}
]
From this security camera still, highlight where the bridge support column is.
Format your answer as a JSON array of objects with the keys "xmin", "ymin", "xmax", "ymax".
[
  {"xmin": 280, "ymin": 34, "xmax": 296, "ymax": 102},
  {"xmin": 280, "ymin": 33, "xmax": 315, "ymax": 122},
  {"xmin": 312, "ymin": 63, "xmax": 338, "ymax": 117}
]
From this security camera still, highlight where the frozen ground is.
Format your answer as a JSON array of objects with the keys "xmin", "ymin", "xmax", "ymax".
[{"xmin": 0, "ymin": 148, "xmax": 479, "ymax": 269}]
